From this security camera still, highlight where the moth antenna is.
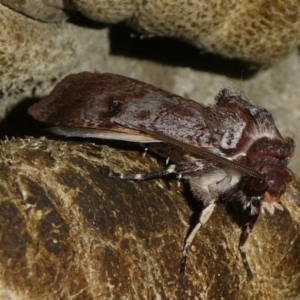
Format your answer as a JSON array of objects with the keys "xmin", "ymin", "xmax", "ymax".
[
  {"xmin": 124, "ymin": 125, "xmax": 263, "ymax": 179},
  {"xmin": 239, "ymin": 214, "xmax": 259, "ymax": 280},
  {"xmin": 180, "ymin": 203, "xmax": 216, "ymax": 274}
]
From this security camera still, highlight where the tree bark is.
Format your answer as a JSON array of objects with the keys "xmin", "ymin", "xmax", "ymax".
[{"xmin": 0, "ymin": 137, "xmax": 299, "ymax": 300}]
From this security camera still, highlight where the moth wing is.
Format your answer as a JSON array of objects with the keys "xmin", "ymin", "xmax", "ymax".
[
  {"xmin": 29, "ymin": 72, "xmax": 286, "ymax": 176},
  {"xmin": 28, "ymin": 72, "xmax": 219, "ymax": 149}
]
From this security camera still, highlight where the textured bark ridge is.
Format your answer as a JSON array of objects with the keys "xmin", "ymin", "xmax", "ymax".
[{"xmin": 0, "ymin": 138, "xmax": 299, "ymax": 300}]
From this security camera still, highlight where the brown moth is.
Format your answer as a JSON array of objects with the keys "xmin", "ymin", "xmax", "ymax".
[{"xmin": 28, "ymin": 72, "xmax": 295, "ymax": 279}]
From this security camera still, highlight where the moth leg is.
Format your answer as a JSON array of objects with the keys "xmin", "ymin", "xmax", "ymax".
[
  {"xmin": 166, "ymin": 156, "xmax": 170, "ymax": 165},
  {"xmin": 141, "ymin": 147, "xmax": 148, "ymax": 158},
  {"xmin": 239, "ymin": 214, "xmax": 259, "ymax": 280},
  {"xmin": 109, "ymin": 164, "xmax": 198, "ymax": 180},
  {"xmin": 180, "ymin": 201, "xmax": 216, "ymax": 274},
  {"xmin": 165, "ymin": 149, "xmax": 171, "ymax": 165},
  {"xmin": 176, "ymin": 173, "xmax": 182, "ymax": 187}
]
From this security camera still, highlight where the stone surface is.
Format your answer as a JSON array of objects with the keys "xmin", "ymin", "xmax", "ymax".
[
  {"xmin": 0, "ymin": 138, "xmax": 299, "ymax": 299},
  {"xmin": 3, "ymin": 0, "xmax": 300, "ymax": 63},
  {"xmin": 0, "ymin": 0, "xmax": 72, "ymax": 22},
  {"xmin": 2, "ymin": 1, "xmax": 300, "ymax": 63}
]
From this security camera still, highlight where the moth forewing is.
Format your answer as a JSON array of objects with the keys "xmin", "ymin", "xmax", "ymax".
[{"xmin": 28, "ymin": 71, "xmax": 295, "ymax": 279}]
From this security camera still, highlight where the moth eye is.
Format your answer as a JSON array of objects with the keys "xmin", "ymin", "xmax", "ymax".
[
  {"xmin": 250, "ymin": 178, "xmax": 267, "ymax": 192},
  {"xmin": 243, "ymin": 177, "xmax": 267, "ymax": 197}
]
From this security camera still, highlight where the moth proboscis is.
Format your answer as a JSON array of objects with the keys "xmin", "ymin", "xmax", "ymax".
[{"xmin": 28, "ymin": 72, "xmax": 295, "ymax": 279}]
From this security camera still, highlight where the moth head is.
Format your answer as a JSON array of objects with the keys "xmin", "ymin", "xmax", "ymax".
[
  {"xmin": 244, "ymin": 164, "xmax": 292, "ymax": 214},
  {"xmin": 261, "ymin": 163, "xmax": 292, "ymax": 200},
  {"xmin": 243, "ymin": 136, "xmax": 295, "ymax": 214}
]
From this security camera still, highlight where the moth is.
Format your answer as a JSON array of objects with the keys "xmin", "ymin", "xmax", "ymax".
[{"xmin": 28, "ymin": 72, "xmax": 295, "ymax": 279}]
